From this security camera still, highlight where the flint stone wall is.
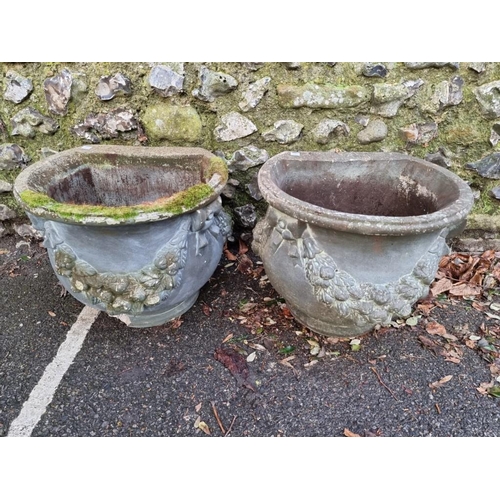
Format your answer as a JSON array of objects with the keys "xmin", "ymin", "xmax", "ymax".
[{"xmin": 1, "ymin": 62, "xmax": 500, "ymax": 248}]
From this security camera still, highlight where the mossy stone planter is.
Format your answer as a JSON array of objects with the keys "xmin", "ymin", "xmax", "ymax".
[
  {"xmin": 14, "ymin": 145, "xmax": 231, "ymax": 327},
  {"xmin": 253, "ymin": 152, "xmax": 474, "ymax": 337}
]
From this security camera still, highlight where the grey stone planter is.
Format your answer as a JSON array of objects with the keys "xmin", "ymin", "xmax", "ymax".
[
  {"xmin": 253, "ymin": 151, "xmax": 474, "ymax": 337},
  {"xmin": 14, "ymin": 145, "xmax": 231, "ymax": 327}
]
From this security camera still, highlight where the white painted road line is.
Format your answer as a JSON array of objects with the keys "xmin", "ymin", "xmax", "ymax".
[{"xmin": 8, "ymin": 306, "xmax": 100, "ymax": 437}]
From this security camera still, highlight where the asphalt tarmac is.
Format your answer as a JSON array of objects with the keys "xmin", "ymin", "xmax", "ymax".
[{"xmin": 1, "ymin": 233, "xmax": 499, "ymax": 437}]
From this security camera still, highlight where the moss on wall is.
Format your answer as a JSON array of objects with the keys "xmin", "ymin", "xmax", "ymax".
[{"xmin": 1, "ymin": 62, "xmax": 499, "ymax": 230}]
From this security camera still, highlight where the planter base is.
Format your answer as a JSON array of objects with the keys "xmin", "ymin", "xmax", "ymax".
[
  {"xmin": 113, "ymin": 292, "xmax": 199, "ymax": 328},
  {"xmin": 288, "ymin": 304, "xmax": 369, "ymax": 337}
]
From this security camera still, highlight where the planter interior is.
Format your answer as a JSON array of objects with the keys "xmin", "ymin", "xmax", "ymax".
[
  {"xmin": 275, "ymin": 157, "xmax": 458, "ymax": 217},
  {"xmin": 254, "ymin": 152, "xmax": 474, "ymax": 337},
  {"xmin": 14, "ymin": 146, "xmax": 231, "ymax": 327}
]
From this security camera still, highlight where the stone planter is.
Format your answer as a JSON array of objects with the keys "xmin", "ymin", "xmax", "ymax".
[
  {"xmin": 14, "ymin": 145, "xmax": 231, "ymax": 327},
  {"xmin": 253, "ymin": 151, "xmax": 474, "ymax": 337}
]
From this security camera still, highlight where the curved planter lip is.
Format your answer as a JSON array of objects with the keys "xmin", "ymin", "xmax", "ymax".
[
  {"xmin": 258, "ymin": 151, "xmax": 475, "ymax": 236},
  {"xmin": 14, "ymin": 145, "xmax": 228, "ymax": 226}
]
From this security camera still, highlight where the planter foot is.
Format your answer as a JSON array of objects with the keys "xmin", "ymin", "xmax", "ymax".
[
  {"xmin": 288, "ymin": 305, "xmax": 376, "ymax": 338},
  {"xmin": 113, "ymin": 292, "xmax": 200, "ymax": 328}
]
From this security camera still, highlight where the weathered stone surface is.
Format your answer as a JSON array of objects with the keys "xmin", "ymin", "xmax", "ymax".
[
  {"xmin": 239, "ymin": 77, "xmax": 271, "ymax": 112},
  {"xmin": 214, "ymin": 112, "xmax": 257, "ymax": 142},
  {"xmin": 425, "ymin": 150, "xmax": 451, "ymax": 168},
  {"xmin": 71, "ymin": 108, "xmax": 138, "ymax": 143},
  {"xmin": 44, "ymin": 69, "xmax": 72, "ymax": 116},
  {"xmin": 221, "ymin": 178, "xmax": 240, "ymax": 199},
  {"xmin": 277, "ymin": 83, "xmax": 371, "ymax": 109},
  {"xmin": 468, "ymin": 62, "xmax": 486, "ymax": 73},
  {"xmin": 234, "ymin": 204, "xmax": 257, "ymax": 228},
  {"xmin": 227, "ymin": 145, "xmax": 269, "ymax": 172},
  {"xmin": 14, "ymin": 223, "xmax": 42, "ymax": 239},
  {"xmin": 0, "ymin": 222, "xmax": 6, "ymax": 238},
  {"xmin": 241, "ymin": 63, "xmax": 264, "ymax": 71},
  {"xmin": 371, "ymin": 80, "xmax": 423, "ymax": 117},
  {"xmin": 452, "ymin": 237, "xmax": 500, "ymax": 252},
  {"xmin": 95, "ymin": 73, "xmax": 132, "ymax": 100},
  {"xmin": 405, "ymin": 62, "xmax": 459, "ymax": 69},
  {"xmin": 11, "ymin": 107, "xmax": 59, "ymax": 138},
  {"xmin": 399, "ymin": 123, "xmax": 438, "ymax": 144},
  {"xmin": 0, "ymin": 117, "xmax": 7, "ymax": 138},
  {"xmin": 312, "ymin": 119, "xmax": 349, "ymax": 145},
  {"xmin": 490, "ymin": 123, "xmax": 500, "ymax": 146},
  {"xmin": 474, "ymin": 81, "xmax": 500, "ymax": 118},
  {"xmin": 490, "ymin": 186, "xmax": 500, "ymax": 200},
  {"xmin": 354, "ymin": 115, "xmax": 370, "ymax": 126},
  {"xmin": 141, "ymin": 104, "xmax": 201, "ymax": 142},
  {"xmin": 0, "ymin": 143, "xmax": 30, "ymax": 170},
  {"xmin": 4, "ymin": 71, "xmax": 33, "ymax": 104},
  {"xmin": 283, "ymin": 63, "xmax": 300, "ymax": 69},
  {"xmin": 148, "ymin": 65, "xmax": 184, "ymax": 97},
  {"xmin": 0, "ymin": 204, "xmax": 17, "ymax": 221},
  {"xmin": 363, "ymin": 63, "xmax": 387, "ymax": 78},
  {"xmin": 357, "ymin": 119, "xmax": 387, "ymax": 144},
  {"xmin": 466, "ymin": 153, "xmax": 500, "ymax": 179},
  {"xmin": 418, "ymin": 76, "xmax": 464, "ymax": 114},
  {"xmin": 262, "ymin": 120, "xmax": 303, "ymax": 144},
  {"xmin": 192, "ymin": 66, "xmax": 238, "ymax": 102},
  {"xmin": 40, "ymin": 147, "xmax": 59, "ymax": 158},
  {"xmin": 70, "ymin": 76, "xmax": 88, "ymax": 104},
  {"xmin": 0, "ymin": 180, "xmax": 12, "ymax": 192},
  {"xmin": 246, "ymin": 173, "xmax": 262, "ymax": 201}
]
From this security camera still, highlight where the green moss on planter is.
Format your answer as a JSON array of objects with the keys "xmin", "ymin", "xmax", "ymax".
[
  {"xmin": 19, "ymin": 183, "xmax": 215, "ymax": 222},
  {"xmin": 206, "ymin": 156, "xmax": 228, "ymax": 184}
]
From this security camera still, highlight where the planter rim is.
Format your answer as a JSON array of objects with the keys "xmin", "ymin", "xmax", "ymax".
[
  {"xmin": 13, "ymin": 145, "xmax": 228, "ymax": 226},
  {"xmin": 258, "ymin": 151, "xmax": 474, "ymax": 236}
]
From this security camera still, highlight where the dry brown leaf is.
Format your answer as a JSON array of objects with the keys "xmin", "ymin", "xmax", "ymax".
[
  {"xmin": 444, "ymin": 348, "xmax": 463, "ymax": 364},
  {"xmin": 465, "ymin": 339, "xmax": 478, "ymax": 349},
  {"xmin": 237, "ymin": 253, "xmax": 254, "ymax": 274},
  {"xmin": 198, "ymin": 421, "xmax": 211, "ymax": 435},
  {"xmin": 425, "ymin": 321, "xmax": 459, "ymax": 342},
  {"xmin": 430, "ymin": 278, "xmax": 453, "ymax": 296},
  {"xmin": 469, "ymin": 271, "xmax": 484, "ymax": 286},
  {"xmin": 417, "ymin": 302, "xmax": 435, "ymax": 316},
  {"xmin": 223, "ymin": 246, "xmax": 238, "ymax": 261},
  {"xmin": 214, "ymin": 346, "xmax": 256, "ymax": 392},
  {"xmin": 240, "ymin": 301, "xmax": 257, "ymax": 314},
  {"xmin": 429, "ymin": 375, "xmax": 453, "ymax": 389},
  {"xmin": 449, "ymin": 282, "xmax": 482, "ymax": 297},
  {"xmin": 477, "ymin": 381, "xmax": 494, "ymax": 395},
  {"xmin": 344, "ymin": 428, "xmax": 361, "ymax": 437},
  {"xmin": 426, "ymin": 321, "xmax": 447, "ymax": 336},
  {"xmin": 280, "ymin": 305, "xmax": 294, "ymax": 319},
  {"xmin": 222, "ymin": 333, "xmax": 233, "ymax": 343},
  {"xmin": 202, "ymin": 303, "xmax": 211, "ymax": 317},
  {"xmin": 472, "ymin": 301, "xmax": 487, "ymax": 312},
  {"xmin": 238, "ymin": 238, "xmax": 249, "ymax": 255},
  {"xmin": 170, "ymin": 317, "xmax": 183, "ymax": 329}
]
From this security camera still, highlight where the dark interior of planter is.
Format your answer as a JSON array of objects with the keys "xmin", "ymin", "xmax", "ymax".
[
  {"xmin": 276, "ymin": 159, "xmax": 459, "ymax": 217},
  {"xmin": 47, "ymin": 164, "xmax": 202, "ymax": 206}
]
